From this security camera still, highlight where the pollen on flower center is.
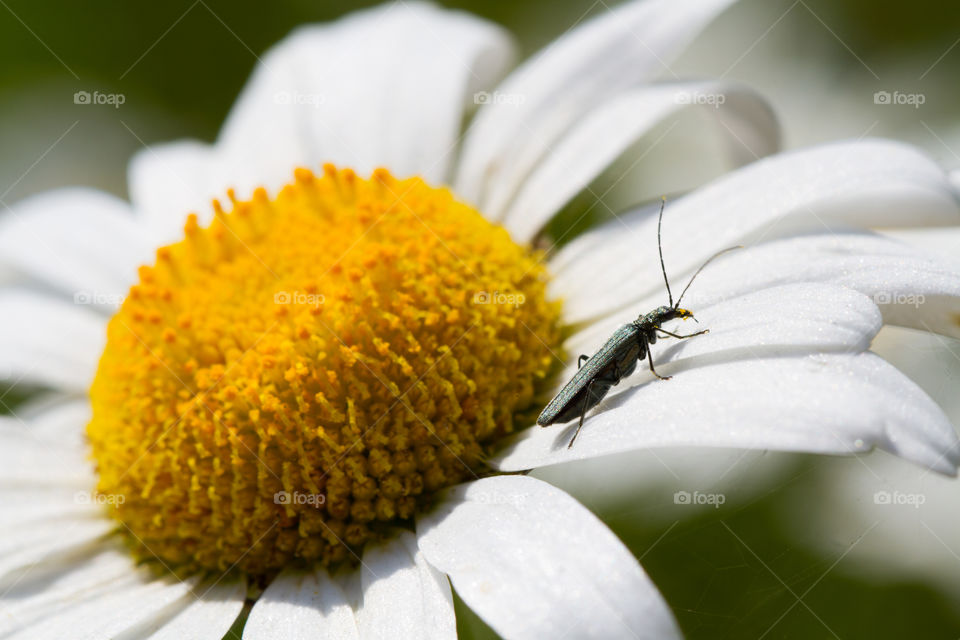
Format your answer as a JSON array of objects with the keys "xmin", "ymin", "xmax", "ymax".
[{"xmin": 87, "ymin": 166, "xmax": 562, "ymax": 576}]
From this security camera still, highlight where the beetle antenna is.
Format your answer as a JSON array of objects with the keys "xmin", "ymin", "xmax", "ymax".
[
  {"xmin": 675, "ymin": 245, "xmax": 743, "ymax": 309},
  {"xmin": 657, "ymin": 196, "xmax": 673, "ymax": 307}
]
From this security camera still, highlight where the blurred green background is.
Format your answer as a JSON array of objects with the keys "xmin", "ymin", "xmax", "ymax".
[{"xmin": 3, "ymin": 1, "xmax": 960, "ymax": 638}]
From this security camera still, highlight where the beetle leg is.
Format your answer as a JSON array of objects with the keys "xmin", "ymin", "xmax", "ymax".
[
  {"xmin": 568, "ymin": 378, "xmax": 597, "ymax": 449},
  {"xmin": 658, "ymin": 328, "xmax": 709, "ymax": 340},
  {"xmin": 647, "ymin": 346, "xmax": 672, "ymax": 380},
  {"xmin": 577, "ymin": 354, "xmax": 589, "ymax": 369}
]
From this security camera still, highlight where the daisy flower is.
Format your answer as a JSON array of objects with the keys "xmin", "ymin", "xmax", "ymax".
[{"xmin": 1, "ymin": 1, "xmax": 960, "ymax": 639}]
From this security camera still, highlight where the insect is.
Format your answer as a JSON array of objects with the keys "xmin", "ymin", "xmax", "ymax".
[{"xmin": 537, "ymin": 197, "xmax": 740, "ymax": 448}]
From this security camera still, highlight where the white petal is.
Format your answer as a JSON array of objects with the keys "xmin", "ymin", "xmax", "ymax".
[
  {"xmin": 564, "ymin": 283, "xmax": 882, "ymax": 383},
  {"xmin": 0, "ymin": 485, "xmax": 99, "ymax": 528},
  {"xmin": 883, "ymin": 226, "xmax": 960, "ymax": 265},
  {"xmin": 0, "ymin": 424, "xmax": 91, "ymax": 564},
  {"xmin": 870, "ymin": 324, "xmax": 960, "ymax": 428},
  {"xmin": 546, "ymin": 199, "xmax": 662, "ymax": 276},
  {"xmin": 551, "ymin": 140, "xmax": 960, "ymax": 322},
  {"xmin": 6, "ymin": 567, "xmax": 198, "ymax": 640},
  {"xmin": 456, "ymin": 0, "xmax": 736, "ymax": 211},
  {"xmin": 0, "ymin": 189, "xmax": 151, "ymax": 306},
  {"xmin": 215, "ymin": 1, "xmax": 513, "ymax": 202},
  {"xmin": 243, "ymin": 567, "xmax": 360, "ymax": 640},
  {"xmin": 571, "ymin": 232, "xmax": 960, "ymax": 338},
  {"xmin": 494, "ymin": 352, "xmax": 959, "ymax": 474},
  {"xmin": 0, "ymin": 431, "xmax": 93, "ymax": 487},
  {"xmin": 128, "ymin": 140, "xmax": 220, "ymax": 246},
  {"xmin": 0, "ymin": 426, "xmax": 108, "ymax": 584},
  {"xmin": 358, "ymin": 531, "xmax": 455, "ymax": 640},
  {"xmin": 141, "ymin": 575, "xmax": 247, "ymax": 640},
  {"xmin": 502, "ymin": 81, "xmax": 778, "ymax": 240},
  {"xmin": 0, "ymin": 290, "xmax": 105, "ymax": 392},
  {"xmin": 417, "ymin": 475, "xmax": 680, "ymax": 640},
  {"xmin": 6, "ymin": 395, "xmax": 92, "ymax": 449},
  {"xmin": 0, "ymin": 546, "xmax": 138, "ymax": 634},
  {"xmin": 0, "ymin": 410, "xmax": 98, "ymax": 540},
  {"xmin": 685, "ymin": 233, "xmax": 960, "ymax": 339},
  {"xmin": 0, "ymin": 516, "xmax": 115, "ymax": 586}
]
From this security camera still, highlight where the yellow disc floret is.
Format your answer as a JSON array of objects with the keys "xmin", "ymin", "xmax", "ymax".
[{"xmin": 87, "ymin": 166, "xmax": 562, "ymax": 576}]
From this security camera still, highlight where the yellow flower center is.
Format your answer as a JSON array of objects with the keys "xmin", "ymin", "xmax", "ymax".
[{"xmin": 87, "ymin": 166, "xmax": 562, "ymax": 576}]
